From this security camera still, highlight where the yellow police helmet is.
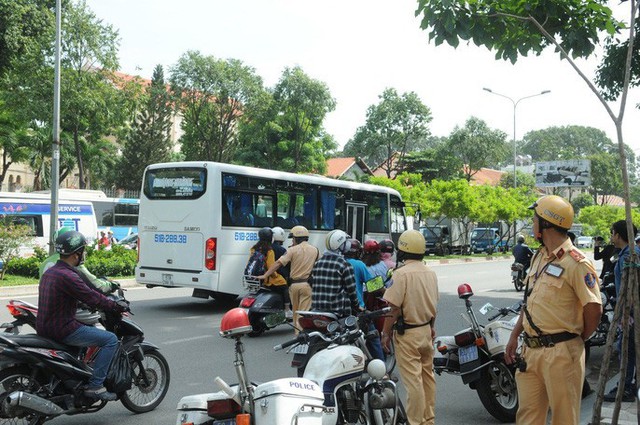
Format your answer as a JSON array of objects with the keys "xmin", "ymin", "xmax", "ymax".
[
  {"xmin": 397, "ymin": 230, "xmax": 426, "ymax": 255},
  {"xmin": 528, "ymin": 195, "xmax": 574, "ymax": 230},
  {"xmin": 288, "ymin": 225, "xmax": 309, "ymax": 238}
]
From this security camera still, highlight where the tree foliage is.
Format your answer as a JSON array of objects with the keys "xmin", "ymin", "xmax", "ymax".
[
  {"xmin": 498, "ymin": 170, "xmax": 536, "ymax": 192},
  {"xmin": 0, "ymin": 219, "xmax": 33, "ymax": 279},
  {"xmin": 520, "ymin": 125, "xmax": 615, "ymax": 161},
  {"xmin": 402, "ymin": 141, "xmax": 464, "ymax": 183},
  {"xmin": 344, "ymin": 88, "xmax": 431, "ymax": 178},
  {"xmin": 118, "ymin": 65, "xmax": 174, "ymax": 191},
  {"xmin": 578, "ymin": 204, "xmax": 640, "ymax": 238},
  {"xmin": 446, "ymin": 117, "xmax": 508, "ymax": 181},
  {"xmin": 170, "ymin": 51, "xmax": 264, "ymax": 163}
]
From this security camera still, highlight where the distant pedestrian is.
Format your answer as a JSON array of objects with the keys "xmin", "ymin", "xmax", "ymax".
[{"xmin": 97, "ymin": 231, "xmax": 109, "ymax": 250}]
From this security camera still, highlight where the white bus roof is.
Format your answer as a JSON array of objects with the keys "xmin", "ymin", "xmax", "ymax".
[{"xmin": 146, "ymin": 161, "xmax": 403, "ymax": 198}]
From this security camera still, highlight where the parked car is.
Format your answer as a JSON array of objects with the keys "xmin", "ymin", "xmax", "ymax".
[
  {"xmin": 117, "ymin": 232, "xmax": 138, "ymax": 250},
  {"xmin": 576, "ymin": 236, "xmax": 593, "ymax": 249}
]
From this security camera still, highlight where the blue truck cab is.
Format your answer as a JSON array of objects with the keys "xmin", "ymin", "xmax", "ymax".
[{"xmin": 470, "ymin": 227, "xmax": 507, "ymax": 254}]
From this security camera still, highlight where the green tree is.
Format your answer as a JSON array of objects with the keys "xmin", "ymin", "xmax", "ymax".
[
  {"xmin": 589, "ymin": 151, "xmax": 624, "ymax": 203},
  {"xmin": 0, "ymin": 0, "xmax": 54, "ymax": 77},
  {"xmin": 578, "ymin": 205, "xmax": 640, "ymax": 238},
  {"xmin": 344, "ymin": 88, "xmax": 431, "ymax": 178},
  {"xmin": 499, "ymin": 170, "xmax": 536, "ymax": 192},
  {"xmin": 446, "ymin": 117, "xmax": 508, "ymax": 181},
  {"xmin": 402, "ymin": 145, "xmax": 464, "ymax": 183},
  {"xmin": 369, "ymin": 173, "xmax": 427, "ymax": 217},
  {"xmin": 570, "ymin": 193, "xmax": 595, "ymax": 215},
  {"xmin": 118, "ymin": 65, "xmax": 174, "ymax": 191},
  {"xmin": 171, "ymin": 51, "xmax": 264, "ymax": 163},
  {"xmin": 520, "ymin": 126, "xmax": 616, "ymax": 161}
]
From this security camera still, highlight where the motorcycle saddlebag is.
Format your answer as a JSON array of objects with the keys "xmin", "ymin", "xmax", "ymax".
[{"xmin": 253, "ymin": 378, "xmax": 324, "ymax": 424}]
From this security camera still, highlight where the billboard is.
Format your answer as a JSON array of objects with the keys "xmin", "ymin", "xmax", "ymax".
[{"xmin": 535, "ymin": 159, "xmax": 591, "ymax": 188}]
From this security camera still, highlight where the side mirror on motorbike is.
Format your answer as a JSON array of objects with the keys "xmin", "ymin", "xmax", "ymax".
[{"xmin": 457, "ymin": 283, "xmax": 474, "ymax": 300}]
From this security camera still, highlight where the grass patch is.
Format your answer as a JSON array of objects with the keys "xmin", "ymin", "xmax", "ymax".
[{"xmin": 0, "ymin": 274, "xmax": 38, "ymax": 287}]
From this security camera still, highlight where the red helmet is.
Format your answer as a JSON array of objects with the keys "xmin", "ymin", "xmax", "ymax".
[
  {"xmin": 220, "ymin": 308, "xmax": 252, "ymax": 338},
  {"xmin": 363, "ymin": 240, "xmax": 380, "ymax": 254}
]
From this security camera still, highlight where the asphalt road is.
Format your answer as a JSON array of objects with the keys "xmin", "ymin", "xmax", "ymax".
[{"xmin": 0, "ymin": 258, "xmax": 591, "ymax": 424}]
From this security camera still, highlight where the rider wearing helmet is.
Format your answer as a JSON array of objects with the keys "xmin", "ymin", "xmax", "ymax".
[
  {"xmin": 362, "ymin": 240, "xmax": 389, "ymax": 287},
  {"xmin": 343, "ymin": 239, "xmax": 369, "ymax": 309},
  {"xmin": 505, "ymin": 195, "xmax": 601, "ymax": 425},
  {"xmin": 260, "ymin": 225, "xmax": 319, "ymax": 334},
  {"xmin": 310, "ymin": 230, "xmax": 360, "ymax": 318},
  {"xmin": 39, "ymin": 227, "xmax": 116, "ymax": 294},
  {"xmin": 37, "ymin": 231, "xmax": 128, "ymax": 402},
  {"xmin": 379, "ymin": 239, "xmax": 396, "ymax": 269},
  {"xmin": 512, "ymin": 234, "xmax": 534, "ymax": 275},
  {"xmin": 382, "ymin": 229, "xmax": 439, "ymax": 425}
]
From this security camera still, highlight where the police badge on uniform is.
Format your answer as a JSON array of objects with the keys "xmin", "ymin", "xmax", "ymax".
[{"xmin": 584, "ymin": 273, "xmax": 597, "ymax": 288}]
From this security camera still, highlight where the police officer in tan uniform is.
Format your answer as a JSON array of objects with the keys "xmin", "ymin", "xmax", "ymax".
[
  {"xmin": 382, "ymin": 230, "xmax": 439, "ymax": 425},
  {"xmin": 505, "ymin": 195, "xmax": 602, "ymax": 425},
  {"xmin": 260, "ymin": 225, "xmax": 318, "ymax": 334}
]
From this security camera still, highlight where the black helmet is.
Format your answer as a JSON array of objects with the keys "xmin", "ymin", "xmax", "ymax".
[
  {"xmin": 258, "ymin": 227, "xmax": 273, "ymax": 242},
  {"xmin": 55, "ymin": 230, "xmax": 87, "ymax": 256},
  {"xmin": 345, "ymin": 239, "xmax": 362, "ymax": 258},
  {"xmin": 517, "ymin": 235, "xmax": 525, "ymax": 244},
  {"xmin": 379, "ymin": 239, "xmax": 395, "ymax": 253}
]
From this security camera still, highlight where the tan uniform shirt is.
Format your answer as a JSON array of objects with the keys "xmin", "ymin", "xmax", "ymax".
[
  {"xmin": 383, "ymin": 260, "xmax": 439, "ymax": 324},
  {"xmin": 277, "ymin": 241, "xmax": 318, "ymax": 281},
  {"xmin": 524, "ymin": 238, "xmax": 601, "ymax": 336}
]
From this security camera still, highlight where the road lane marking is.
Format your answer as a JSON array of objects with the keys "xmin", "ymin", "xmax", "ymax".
[{"xmin": 162, "ymin": 335, "xmax": 213, "ymax": 345}]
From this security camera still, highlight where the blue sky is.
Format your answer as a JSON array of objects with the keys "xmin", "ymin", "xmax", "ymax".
[{"xmin": 86, "ymin": 0, "xmax": 640, "ymax": 156}]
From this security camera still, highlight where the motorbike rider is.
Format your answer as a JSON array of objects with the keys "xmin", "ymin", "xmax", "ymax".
[
  {"xmin": 505, "ymin": 195, "xmax": 601, "ymax": 425},
  {"xmin": 382, "ymin": 229, "xmax": 439, "ymax": 425},
  {"xmin": 271, "ymin": 226, "xmax": 292, "ymax": 318},
  {"xmin": 36, "ymin": 231, "xmax": 129, "ymax": 401},
  {"xmin": 512, "ymin": 234, "xmax": 534, "ymax": 275},
  {"xmin": 250, "ymin": 227, "xmax": 290, "ymax": 315},
  {"xmin": 259, "ymin": 225, "xmax": 319, "ymax": 334},
  {"xmin": 310, "ymin": 230, "xmax": 360, "ymax": 318},
  {"xmin": 379, "ymin": 239, "xmax": 396, "ymax": 269},
  {"xmin": 39, "ymin": 227, "xmax": 118, "ymax": 294}
]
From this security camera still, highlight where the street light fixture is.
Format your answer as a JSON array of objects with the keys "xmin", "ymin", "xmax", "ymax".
[{"xmin": 482, "ymin": 87, "xmax": 551, "ymax": 189}]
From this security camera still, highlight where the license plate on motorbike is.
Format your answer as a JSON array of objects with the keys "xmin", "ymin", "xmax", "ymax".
[
  {"xmin": 511, "ymin": 271, "xmax": 519, "ymax": 277},
  {"xmin": 458, "ymin": 345, "xmax": 479, "ymax": 364},
  {"xmin": 291, "ymin": 343, "xmax": 308, "ymax": 354},
  {"xmin": 213, "ymin": 419, "xmax": 236, "ymax": 425}
]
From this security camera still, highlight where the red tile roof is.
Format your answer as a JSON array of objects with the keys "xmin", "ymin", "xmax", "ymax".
[
  {"xmin": 469, "ymin": 167, "xmax": 505, "ymax": 186},
  {"xmin": 326, "ymin": 157, "xmax": 356, "ymax": 178}
]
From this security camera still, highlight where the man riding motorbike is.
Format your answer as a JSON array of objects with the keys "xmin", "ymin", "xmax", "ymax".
[
  {"xmin": 36, "ymin": 230, "xmax": 129, "ymax": 401},
  {"xmin": 512, "ymin": 234, "xmax": 534, "ymax": 275}
]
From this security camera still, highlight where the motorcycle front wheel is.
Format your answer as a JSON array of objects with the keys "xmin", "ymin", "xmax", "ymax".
[
  {"xmin": 120, "ymin": 349, "xmax": 170, "ymax": 413},
  {"xmin": 0, "ymin": 366, "xmax": 47, "ymax": 425},
  {"xmin": 513, "ymin": 277, "xmax": 524, "ymax": 292},
  {"xmin": 475, "ymin": 362, "xmax": 518, "ymax": 423}
]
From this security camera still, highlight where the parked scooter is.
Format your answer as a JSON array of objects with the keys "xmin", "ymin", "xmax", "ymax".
[
  {"xmin": 238, "ymin": 276, "xmax": 290, "ymax": 336},
  {"xmin": 510, "ymin": 262, "xmax": 525, "ymax": 292},
  {"xmin": 176, "ymin": 307, "xmax": 406, "ymax": 425},
  {"xmin": 433, "ymin": 283, "xmax": 523, "ymax": 423},
  {"xmin": 0, "ymin": 288, "xmax": 170, "ymax": 424}
]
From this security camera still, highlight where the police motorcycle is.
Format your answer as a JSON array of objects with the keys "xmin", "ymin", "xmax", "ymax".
[
  {"xmin": 510, "ymin": 263, "xmax": 525, "ymax": 292},
  {"xmin": 176, "ymin": 307, "xmax": 407, "ymax": 425},
  {"xmin": 433, "ymin": 283, "xmax": 523, "ymax": 423},
  {"xmin": 0, "ymin": 288, "xmax": 170, "ymax": 424},
  {"xmin": 290, "ymin": 309, "xmax": 395, "ymax": 378}
]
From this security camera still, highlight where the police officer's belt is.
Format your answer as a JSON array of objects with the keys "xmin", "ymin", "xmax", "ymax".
[
  {"xmin": 523, "ymin": 332, "xmax": 578, "ymax": 348},
  {"xmin": 289, "ymin": 278, "xmax": 308, "ymax": 284},
  {"xmin": 402, "ymin": 319, "xmax": 434, "ymax": 330}
]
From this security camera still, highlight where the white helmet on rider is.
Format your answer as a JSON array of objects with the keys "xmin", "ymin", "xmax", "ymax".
[
  {"xmin": 326, "ymin": 229, "xmax": 350, "ymax": 253},
  {"xmin": 272, "ymin": 226, "xmax": 286, "ymax": 242}
]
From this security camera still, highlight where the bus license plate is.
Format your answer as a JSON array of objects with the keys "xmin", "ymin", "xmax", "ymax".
[
  {"xmin": 213, "ymin": 419, "xmax": 236, "ymax": 425},
  {"xmin": 458, "ymin": 345, "xmax": 479, "ymax": 364},
  {"xmin": 291, "ymin": 343, "xmax": 309, "ymax": 354},
  {"xmin": 162, "ymin": 273, "xmax": 173, "ymax": 285}
]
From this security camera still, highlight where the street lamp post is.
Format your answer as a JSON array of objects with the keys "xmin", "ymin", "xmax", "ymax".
[
  {"xmin": 482, "ymin": 88, "xmax": 550, "ymax": 189},
  {"xmin": 483, "ymin": 87, "xmax": 550, "ymax": 248}
]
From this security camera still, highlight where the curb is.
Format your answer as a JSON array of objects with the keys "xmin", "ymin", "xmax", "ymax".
[{"xmin": 0, "ymin": 278, "xmax": 141, "ymax": 298}]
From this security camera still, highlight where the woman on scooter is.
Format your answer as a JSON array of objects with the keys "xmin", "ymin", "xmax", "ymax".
[{"xmin": 249, "ymin": 227, "xmax": 291, "ymax": 316}]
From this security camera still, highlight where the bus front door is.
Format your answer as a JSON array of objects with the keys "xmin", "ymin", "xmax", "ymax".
[{"xmin": 346, "ymin": 204, "xmax": 366, "ymax": 243}]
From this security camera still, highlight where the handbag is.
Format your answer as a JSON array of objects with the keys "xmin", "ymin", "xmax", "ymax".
[{"xmin": 104, "ymin": 342, "xmax": 133, "ymax": 393}]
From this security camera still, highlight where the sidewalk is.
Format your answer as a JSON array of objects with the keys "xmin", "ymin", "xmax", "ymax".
[
  {"xmin": 581, "ymin": 374, "xmax": 638, "ymax": 425},
  {"xmin": 0, "ymin": 278, "xmax": 141, "ymax": 298}
]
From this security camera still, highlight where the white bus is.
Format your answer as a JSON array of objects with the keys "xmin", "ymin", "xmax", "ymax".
[
  {"xmin": 0, "ymin": 195, "xmax": 98, "ymax": 253},
  {"xmin": 136, "ymin": 161, "xmax": 408, "ymax": 300}
]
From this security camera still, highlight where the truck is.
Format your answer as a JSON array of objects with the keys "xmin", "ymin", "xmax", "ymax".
[
  {"xmin": 470, "ymin": 221, "xmax": 512, "ymax": 254},
  {"xmin": 419, "ymin": 217, "xmax": 469, "ymax": 256}
]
